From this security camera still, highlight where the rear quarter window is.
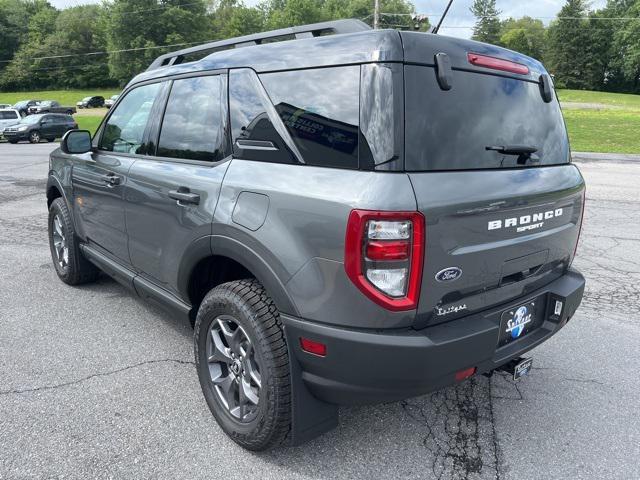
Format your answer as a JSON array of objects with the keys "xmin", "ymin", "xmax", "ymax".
[
  {"xmin": 404, "ymin": 65, "xmax": 570, "ymax": 171},
  {"xmin": 259, "ymin": 66, "xmax": 360, "ymax": 169}
]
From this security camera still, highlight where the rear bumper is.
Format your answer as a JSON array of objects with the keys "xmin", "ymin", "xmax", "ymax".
[
  {"xmin": 283, "ymin": 268, "xmax": 585, "ymax": 405},
  {"xmin": 2, "ymin": 131, "xmax": 28, "ymax": 141}
]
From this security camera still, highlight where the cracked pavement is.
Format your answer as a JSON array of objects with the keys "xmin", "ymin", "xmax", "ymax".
[{"xmin": 1, "ymin": 143, "xmax": 638, "ymax": 479}]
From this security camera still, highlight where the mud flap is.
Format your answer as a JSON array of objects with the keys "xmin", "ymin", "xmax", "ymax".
[{"xmin": 285, "ymin": 329, "xmax": 339, "ymax": 446}]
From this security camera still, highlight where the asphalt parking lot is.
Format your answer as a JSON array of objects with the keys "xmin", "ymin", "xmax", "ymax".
[{"xmin": 1, "ymin": 143, "xmax": 639, "ymax": 480}]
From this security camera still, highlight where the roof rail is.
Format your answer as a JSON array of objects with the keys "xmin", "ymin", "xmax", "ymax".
[{"xmin": 147, "ymin": 19, "xmax": 371, "ymax": 71}]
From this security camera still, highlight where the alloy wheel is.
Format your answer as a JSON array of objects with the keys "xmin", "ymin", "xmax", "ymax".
[
  {"xmin": 52, "ymin": 214, "xmax": 69, "ymax": 269},
  {"xmin": 206, "ymin": 315, "xmax": 262, "ymax": 422},
  {"xmin": 30, "ymin": 131, "xmax": 40, "ymax": 143}
]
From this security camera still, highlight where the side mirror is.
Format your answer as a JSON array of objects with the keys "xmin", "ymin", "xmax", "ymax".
[{"xmin": 61, "ymin": 129, "xmax": 92, "ymax": 154}]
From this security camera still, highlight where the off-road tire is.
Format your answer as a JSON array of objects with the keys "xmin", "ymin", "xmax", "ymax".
[
  {"xmin": 48, "ymin": 197, "xmax": 100, "ymax": 285},
  {"xmin": 194, "ymin": 279, "xmax": 291, "ymax": 451}
]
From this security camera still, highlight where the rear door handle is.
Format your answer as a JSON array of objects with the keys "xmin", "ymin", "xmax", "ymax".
[
  {"xmin": 169, "ymin": 188, "xmax": 200, "ymax": 205},
  {"xmin": 101, "ymin": 173, "xmax": 121, "ymax": 186}
]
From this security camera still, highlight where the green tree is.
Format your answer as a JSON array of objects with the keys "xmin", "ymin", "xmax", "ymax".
[
  {"xmin": 609, "ymin": 0, "xmax": 640, "ymax": 92},
  {"xmin": 545, "ymin": 0, "xmax": 593, "ymax": 89},
  {"xmin": 105, "ymin": 0, "xmax": 209, "ymax": 85},
  {"xmin": 499, "ymin": 17, "xmax": 546, "ymax": 60},
  {"xmin": 209, "ymin": 0, "xmax": 265, "ymax": 40},
  {"xmin": 470, "ymin": 0, "xmax": 501, "ymax": 44}
]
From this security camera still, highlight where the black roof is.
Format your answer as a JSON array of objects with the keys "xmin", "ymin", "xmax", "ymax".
[
  {"xmin": 128, "ymin": 19, "xmax": 547, "ymax": 88},
  {"xmin": 129, "ymin": 21, "xmax": 404, "ymax": 86}
]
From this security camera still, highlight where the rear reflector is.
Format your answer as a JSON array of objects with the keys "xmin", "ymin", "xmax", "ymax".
[
  {"xmin": 300, "ymin": 337, "xmax": 327, "ymax": 357},
  {"xmin": 455, "ymin": 367, "xmax": 477, "ymax": 382},
  {"xmin": 467, "ymin": 53, "xmax": 529, "ymax": 75}
]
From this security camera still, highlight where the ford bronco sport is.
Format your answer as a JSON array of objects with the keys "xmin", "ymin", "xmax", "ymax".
[{"xmin": 46, "ymin": 20, "xmax": 586, "ymax": 451}]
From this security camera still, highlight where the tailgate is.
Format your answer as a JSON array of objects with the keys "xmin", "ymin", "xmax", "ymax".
[{"xmin": 410, "ymin": 167, "xmax": 584, "ymax": 327}]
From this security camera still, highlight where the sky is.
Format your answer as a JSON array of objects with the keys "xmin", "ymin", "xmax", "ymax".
[{"xmin": 49, "ymin": 0, "xmax": 608, "ymax": 39}]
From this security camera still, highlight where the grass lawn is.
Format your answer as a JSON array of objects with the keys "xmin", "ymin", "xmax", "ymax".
[
  {"xmin": 75, "ymin": 115, "xmax": 105, "ymax": 135},
  {"xmin": 0, "ymin": 89, "xmax": 120, "ymax": 107},
  {"xmin": 557, "ymin": 89, "xmax": 640, "ymax": 153}
]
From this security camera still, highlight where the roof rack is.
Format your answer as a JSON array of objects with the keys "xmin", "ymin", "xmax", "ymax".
[{"xmin": 147, "ymin": 19, "xmax": 371, "ymax": 71}]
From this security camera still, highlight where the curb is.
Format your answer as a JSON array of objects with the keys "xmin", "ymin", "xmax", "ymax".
[{"xmin": 572, "ymin": 152, "xmax": 640, "ymax": 163}]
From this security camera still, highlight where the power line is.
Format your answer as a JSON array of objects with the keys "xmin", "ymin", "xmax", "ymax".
[{"xmin": 0, "ymin": 38, "xmax": 212, "ymax": 64}]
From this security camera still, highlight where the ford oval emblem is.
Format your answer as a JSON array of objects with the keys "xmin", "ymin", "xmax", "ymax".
[{"xmin": 435, "ymin": 267, "xmax": 462, "ymax": 283}]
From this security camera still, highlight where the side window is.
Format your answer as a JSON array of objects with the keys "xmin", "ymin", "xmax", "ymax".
[
  {"xmin": 259, "ymin": 66, "xmax": 360, "ymax": 169},
  {"xmin": 157, "ymin": 75, "xmax": 227, "ymax": 162},
  {"xmin": 99, "ymin": 82, "xmax": 161, "ymax": 154},
  {"xmin": 229, "ymin": 68, "xmax": 297, "ymax": 165}
]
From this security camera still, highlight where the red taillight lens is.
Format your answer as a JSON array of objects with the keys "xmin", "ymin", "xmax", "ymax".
[
  {"xmin": 572, "ymin": 188, "xmax": 586, "ymax": 264},
  {"xmin": 467, "ymin": 52, "xmax": 529, "ymax": 75},
  {"xmin": 344, "ymin": 210, "xmax": 425, "ymax": 311},
  {"xmin": 366, "ymin": 240, "xmax": 410, "ymax": 261},
  {"xmin": 300, "ymin": 337, "xmax": 327, "ymax": 357}
]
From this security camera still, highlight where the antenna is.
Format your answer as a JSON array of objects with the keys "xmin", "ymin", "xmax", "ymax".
[{"xmin": 432, "ymin": 0, "xmax": 455, "ymax": 34}]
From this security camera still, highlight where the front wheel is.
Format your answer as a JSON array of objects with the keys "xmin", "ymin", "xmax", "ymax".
[
  {"xmin": 48, "ymin": 197, "xmax": 99, "ymax": 285},
  {"xmin": 29, "ymin": 130, "xmax": 41, "ymax": 143},
  {"xmin": 194, "ymin": 279, "xmax": 292, "ymax": 451}
]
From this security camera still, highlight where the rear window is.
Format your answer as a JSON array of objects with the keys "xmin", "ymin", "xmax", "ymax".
[
  {"xmin": 404, "ymin": 66, "xmax": 570, "ymax": 171},
  {"xmin": 0, "ymin": 111, "xmax": 18, "ymax": 120}
]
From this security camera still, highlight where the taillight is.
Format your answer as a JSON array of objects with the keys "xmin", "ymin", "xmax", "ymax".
[
  {"xmin": 467, "ymin": 52, "xmax": 529, "ymax": 75},
  {"xmin": 344, "ymin": 210, "xmax": 425, "ymax": 311},
  {"xmin": 571, "ymin": 188, "xmax": 586, "ymax": 264}
]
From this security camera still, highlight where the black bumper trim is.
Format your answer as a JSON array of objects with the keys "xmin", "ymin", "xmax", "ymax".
[{"xmin": 282, "ymin": 268, "xmax": 585, "ymax": 405}]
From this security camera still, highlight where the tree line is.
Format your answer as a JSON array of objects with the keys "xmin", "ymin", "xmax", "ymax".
[
  {"xmin": 471, "ymin": 0, "xmax": 640, "ymax": 93},
  {"xmin": 0, "ymin": 0, "xmax": 422, "ymax": 90},
  {"xmin": 0, "ymin": 0, "xmax": 639, "ymax": 93}
]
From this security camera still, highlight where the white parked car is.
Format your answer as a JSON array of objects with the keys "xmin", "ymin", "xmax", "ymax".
[
  {"xmin": 104, "ymin": 94, "xmax": 120, "ymax": 109},
  {"xmin": 0, "ymin": 109, "xmax": 22, "ymax": 138}
]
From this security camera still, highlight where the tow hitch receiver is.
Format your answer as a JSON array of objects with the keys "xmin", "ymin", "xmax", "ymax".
[{"xmin": 497, "ymin": 357, "xmax": 533, "ymax": 381}]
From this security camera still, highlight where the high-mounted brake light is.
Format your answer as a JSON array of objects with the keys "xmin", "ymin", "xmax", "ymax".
[
  {"xmin": 345, "ymin": 210, "xmax": 425, "ymax": 311},
  {"xmin": 467, "ymin": 53, "xmax": 529, "ymax": 75}
]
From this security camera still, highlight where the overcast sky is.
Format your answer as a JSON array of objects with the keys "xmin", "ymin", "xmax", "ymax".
[{"xmin": 49, "ymin": 0, "xmax": 608, "ymax": 39}]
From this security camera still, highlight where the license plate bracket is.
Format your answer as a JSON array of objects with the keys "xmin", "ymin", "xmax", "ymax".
[
  {"xmin": 513, "ymin": 357, "xmax": 533, "ymax": 380},
  {"xmin": 498, "ymin": 300, "xmax": 539, "ymax": 347}
]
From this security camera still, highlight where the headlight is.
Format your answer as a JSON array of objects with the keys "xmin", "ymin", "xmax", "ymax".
[{"xmin": 18, "ymin": 125, "xmax": 28, "ymax": 131}]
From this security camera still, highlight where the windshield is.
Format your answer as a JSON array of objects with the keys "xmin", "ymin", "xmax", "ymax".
[
  {"xmin": 111, "ymin": 95, "xmax": 119, "ymax": 100},
  {"xmin": 20, "ymin": 115, "xmax": 44, "ymax": 125},
  {"xmin": 14, "ymin": 101, "xmax": 28, "ymax": 108},
  {"xmin": 82, "ymin": 97, "xmax": 92, "ymax": 101},
  {"xmin": 0, "ymin": 111, "xmax": 19, "ymax": 120},
  {"xmin": 40, "ymin": 101, "xmax": 53, "ymax": 107},
  {"xmin": 404, "ymin": 66, "xmax": 570, "ymax": 171}
]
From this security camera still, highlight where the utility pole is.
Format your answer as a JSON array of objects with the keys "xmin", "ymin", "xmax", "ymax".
[{"xmin": 374, "ymin": 0, "xmax": 380, "ymax": 29}]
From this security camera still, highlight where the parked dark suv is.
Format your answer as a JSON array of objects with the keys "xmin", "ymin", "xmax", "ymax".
[
  {"xmin": 76, "ymin": 95, "xmax": 105, "ymax": 108},
  {"xmin": 46, "ymin": 20, "xmax": 585, "ymax": 451},
  {"xmin": 5, "ymin": 113, "xmax": 77, "ymax": 143}
]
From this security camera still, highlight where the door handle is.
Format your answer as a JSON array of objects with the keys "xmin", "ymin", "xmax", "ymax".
[
  {"xmin": 169, "ymin": 188, "xmax": 200, "ymax": 205},
  {"xmin": 101, "ymin": 173, "xmax": 121, "ymax": 186}
]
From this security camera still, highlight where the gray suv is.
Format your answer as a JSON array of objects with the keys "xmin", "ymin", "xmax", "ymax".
[{"xmin": 46, "ymin": 20, "xmax": 586, "ymax": 450}]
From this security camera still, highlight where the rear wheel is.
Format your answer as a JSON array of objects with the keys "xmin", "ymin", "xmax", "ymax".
[
  {"xmin": 47, "ymin": 138, "xmax": 55, "ymax": 142},
  {"xmin": 194, "ymin": 279, "xmax": 291, "ymax": 451},
  {"xmin": 28, "ymin": 130, "xmax": 41, "ymax": 143},
  {"xmin": 48, "ymin": 197, "xmax": 99, "ymax": 285}
]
